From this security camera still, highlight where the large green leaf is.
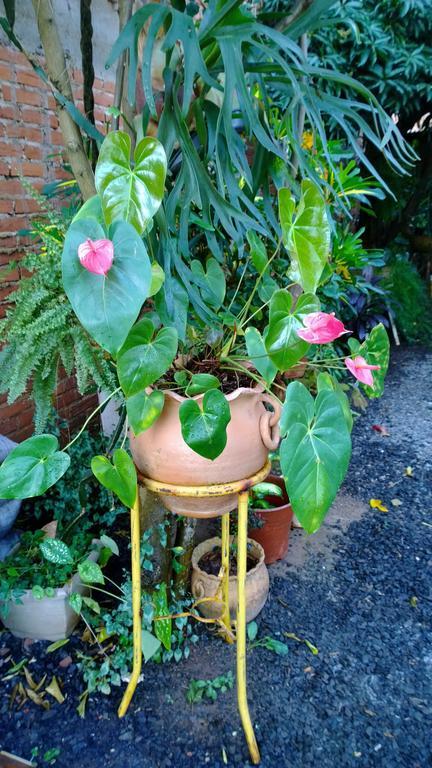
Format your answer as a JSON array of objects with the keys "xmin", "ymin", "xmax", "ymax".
[
  {"xmin": 153, "ymin": 583, "xmax": 171, "ymax": 651},
  {"xmin": 117, "ymin": 318, "xmax": 178, "ymax": 397},
  {"xmin": 191, "ymin": 258, "xmax": 226, "ymax": 310},
  {"xmin": 0, "ymin": 435, "xmax": 70, "ymax": 499},
  {"xmin": 245, "ymin": 327, "xmax": 277, "ymax": 387},
  {"xmin": 91, "ymin": 449, "xmax": 137, "ymax": 508},
  {"xmin": 95, "ymin": 132, "xmax": 167, "ymax": 235},
  {"xmin": 357, "ymin": 323, "xmax": 389, "ymax": 398},
  {"xmin": 265, "ymin": 290, "xmax": 320, "ymax": 371},
  {"xmin": 127, "ymin": 390, "xmax": 165, "ymax": 436},
  {"xmin": 280, "ymin": 382, "xmax": 351, "ymax": 533},
  {"xmin": 62, "ymin": 218, "xmax": 152, "ymax": 357},
  {"xmin": 279, "ymin": 181, "xmax": 331, "ymax": 294},
  {"xmin": 72, "ymin": 195, "xmax": 104, "ymax": 225},
  {"xmin": 185, "ymin": 374, "xmax": 221, "ymax": 396},
  {"xmin": 179, "ymin": 389, "xmax": 231, "ymax": 460},
  {"xmin": 316, "ymin": 373, "xmax": 353, "ymax": 433},
  {"xmin": 40, "ymin": 539, "xmax": 73, "ymax": 565}
]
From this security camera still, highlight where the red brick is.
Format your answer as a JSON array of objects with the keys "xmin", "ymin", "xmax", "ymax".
[
  {"xmin": 16, "ymin": 88, "xmax": 42, "ymax": 107},
  {"xmin": 15, "ymin": 69, "xmax": 41, "ymax": 88},
  {"xmin": 1, "ymin": 84, "xmax": 12, "ymax": 101},
  {"xmin": 21, "ymin": 161, "xmax": 45, "ymax": 177},
  {"xmin": 0, "ymin": 64, "xmax": 12, "ymax": 81},
  {"xmin": 0, "ymin": 140, "xmax": 20, "ymax": 157},
  {"xmin": 93, "ymin": 90, "xmax": 113, "ymax": 108},
  {"xmin": 0, "ymin": 200, "xmax": 13, "ymax": 214},
  {"xmin": 21, "ymin": 108, "xmax": 45, "ymax": 126},
  {"xmin": 0, "ymin": 46, "xmax": 26, "ymax": 65},
  {"xmin": 0, "ymin": 106, "xmax": 17, "ymax": 120},
  {"xmin": 51, "ymin": 130, "xmax": 64, "ymax": 146},
  {"xmin": 24, "ymin": 126, "xmax": 44, "ymax": 143},
  {"xmin": 23, "ymin": 144, "xmax": 43, "ymax": 160},
  {"xmin": 14, "ymin": 197, "xmax": 40, "ymax": 214}
]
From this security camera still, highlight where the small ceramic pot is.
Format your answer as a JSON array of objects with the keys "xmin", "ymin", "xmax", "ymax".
[
  {"xmin": 191, "ymin": 536, "xmax": 269, "ymax": 622},
  {"xmin": 1, "ymin": 542, "xmax": 101, "ymax": 641},
  {"xmin": 248, "ymin": 474, "xmax": 293, "ymax": 564},
  {"xmin": 130, "ymin": 386, "xmax": 280, "ymax": 518}
]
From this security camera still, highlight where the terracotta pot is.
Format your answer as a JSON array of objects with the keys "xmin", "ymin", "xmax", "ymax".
[
  {"xmin": 248, "ymin": 474, "xmax": 293, "ymax": 564},
  {"xmin": 1, "ymin": 542, "xmax": 101, "ymax": 642},
  {"xmin": 191, "ymin": 536, "xmax": 269, "ymax": 622},
  {"xmin": 283, "ymin": 357, "xmax": 307, "ymax": 380},
  {"xmin": 130, "ymin": 387, "xmax": 280, "ymax": 518}
]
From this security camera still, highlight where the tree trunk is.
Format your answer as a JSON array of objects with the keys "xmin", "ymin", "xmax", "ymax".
[
  {"xmin": 173, "ymin": 517, "xmax": 197, "ymax": 593},
  {"xmin": 31, "ymin": 0, "xmax": 96, "ymax": 200},
  {"xmin": 139, "ymin": 486, "xmax": 174, "ymax": 588},
  {"xmin": 80, "ymin": 0, "xmax": 98, "ymax": 167}
]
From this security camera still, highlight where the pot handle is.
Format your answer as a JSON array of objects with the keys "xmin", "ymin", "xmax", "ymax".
[{"xmin": 259, "ymin": 393, "xmax": 281, "ymax": 451}]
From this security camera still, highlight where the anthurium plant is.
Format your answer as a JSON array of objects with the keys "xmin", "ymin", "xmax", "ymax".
[
  {"xmin": 0, "ymin": 129, "xmax": 389, "ymax": 533},
  {"xmin": 0, "ymin": 1, "xmax": 400, "ymax": 533}
]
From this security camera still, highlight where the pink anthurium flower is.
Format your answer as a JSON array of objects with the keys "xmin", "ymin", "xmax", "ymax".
[
  {"xmin": 297, "ymin": 312, "xmax": 350, "ymax": 344},
  {"xmin": 345, "ymin": 355, "xmax": 380, "ymax": 387},
  {"xmin": 78, "ymin": 238, "xmax": 114, "ymax": 276}
]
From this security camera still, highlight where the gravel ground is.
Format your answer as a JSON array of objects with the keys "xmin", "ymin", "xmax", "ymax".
[{"xmin": 1, "ymin": 346, "xmax": 431, "ymax": 768}]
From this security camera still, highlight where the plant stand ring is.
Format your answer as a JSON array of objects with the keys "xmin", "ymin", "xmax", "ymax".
[{"xmin": 118, "ymin": 459, "xmax": 271, "ymax": 765}]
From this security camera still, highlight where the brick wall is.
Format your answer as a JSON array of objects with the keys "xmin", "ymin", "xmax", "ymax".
[{"xmin": 0, "ymin": 43, "xmax": 115, "ymax": 442}]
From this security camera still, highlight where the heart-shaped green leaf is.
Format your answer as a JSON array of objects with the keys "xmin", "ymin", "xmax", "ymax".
[
  {"xmin": 127, "ymin": 390, "xmax": 165, "ymax": 436},
  {"xmin": 245, "ymin": 327, "xmax": 277, "ymax": 387},
  {"xmin": 142, "ymin": 629, "xmax": 161, "ymax": 663},
  {"xmin": 279, "ymin": 180, "xmax": 330, "ymax": 294},
  {"xmin": 191, "ymin": 258, "xmax": 226, "ymax": 309},
  {"xmin": 265, "ymin": 290, "xmax": 320, "ymax": 371},
  {"xmin": 247, "ymin": 230, "xmax": 268, "ymax": 274},
  {"xmin": 179, "ymin": 389, "xmax": 231, "ymax": 460},
  {"xmin": 40, "ymin": 539, "xmax": 73, "ymax": 565},
  {"xmin": 149, "ymin": 262, "xmax": 165, "ymax": 297},
  {"xmin": 72, "ymin": 195, "xmax": 104, "ymax": 225},
  {"xmin": 117, "ymin": 318, "xmax": 178, "ymax": 397},
  {"xmin": 62, "ymin": 218, "xmax": 152, "ymax": 356},
  {"xmin": 0, "ymin": 435, "xmax": 70, "ymax": 499},
  {"xmin": 356, "ymin": 323, "xmax": 389, "ymax": 398},
  {"xmin": 317, "ymin": 372, "xmax": 353, "ymax": 433},
  {"xmin": 280, "ymin": 382, "xmax": 351, "ymax": 533},
  {"xmin": 91, "ymin": 448, "xmax": 137, "ymax": 508},
  {"xmin": 95, "ymin": 131, "xmax": 167, "ymax": 234},
  {"xmin": 185, "ymin": 374, "xmax": 221, "ymax": 396},
  {"xmin": 153, "ymin": 583, "xmax": 171, "ymax": 651},
  {"xmin": 155, "ymin": 276, "xmax": 189, "ymax": 342},
  {"xmin": 78, "ymin": 560, "xmax": 105, "ymax": 585}
]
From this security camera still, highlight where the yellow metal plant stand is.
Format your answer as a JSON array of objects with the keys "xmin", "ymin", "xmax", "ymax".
[{"xmin": 118, "ymin": 459, "xmax": 271, "ymax": 765}]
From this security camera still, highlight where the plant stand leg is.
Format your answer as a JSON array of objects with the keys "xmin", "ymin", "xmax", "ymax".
[
  {"xmin": 118, "ymin": 490, "xmax": 142, "ymax": 717},
  {"xmin": 221, "ymin": 512, "xmax": 233, "ymax": 642},
  {"xmin": 236, "ymin": 490, "xmax": 260, "ymax": 765}
]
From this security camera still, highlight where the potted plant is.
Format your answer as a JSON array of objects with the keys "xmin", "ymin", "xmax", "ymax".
[
  {"xmin": 191, "ymin": 535, "xmax": 269, "ymax": 623},
  {"xmin": 0, "ymin": 529, "xmax": 113, "ymax": 641},
  {"xmin": 247, "ymin": 477, "xmax": 293, "ymax": 564}
]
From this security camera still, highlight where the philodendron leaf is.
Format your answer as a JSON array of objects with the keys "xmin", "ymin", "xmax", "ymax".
[
  {"xmin": 71, "ymin": 195, "xmax": 104, "ymax": 225},
  {"xmin": 0, "ymin": 435, "xmax": 70, "ymax": 499},
  {"xmin": 245, "ymin": 327, "xmax": 277, "ymax": 387},
  {"xmin": 78, "ymin": 560, "xmax": 105, "ymax": 585},
  {"xmin": 117, "ymin": 318, "xmax": 178, "ymax": 397},
  {"xmin": 62, "ymin": 218, "xmax": 152, "ymax": 356},
  {"xmin": 265, "ymin": 290, "xmax": 320, "ymax": 371},
  {"xmin": 357, "ymin": 323, "xmax": 389, "ymax": 398},
  {"xmin": 95, "ymin": 131, "xmax": 167, "ymax": 234},
  {"xmin": 40, "ymin": 539, "xmax": 73, "ymax": 565},
  {"xmin": 91, "ymin": 448, "xmax": 137, "ymax": 508},
  {"xmin": 127, "ymin": 390, "xmax": 165, "ymax": 436},
  {"xmin": 153, "ymin": 583, "xmax": 171, "ymax": 651},
  {"xmin": 280, "ymin": 382, "xmax": 351, "ymax": 533},
  {"xmin": 279, "ymin": 181, "xmax": 331, "ymax": 294},
  {"xmin": 179, "ymin": 389, "xmax": 231, "ymax": 460},
  {"xmin": 185, "ymin": 374, "xmax": 221, "ymax": 396}
]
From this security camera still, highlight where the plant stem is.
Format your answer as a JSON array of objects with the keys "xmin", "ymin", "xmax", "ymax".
[{"xmin": 64, "ymin": 387, "xmax": 121, "ymax": 452}]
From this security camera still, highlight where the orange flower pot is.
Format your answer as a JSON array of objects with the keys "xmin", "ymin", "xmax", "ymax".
[{"xmin": 248, "ymin": 474, "xmax": 293, "ymax": 564}]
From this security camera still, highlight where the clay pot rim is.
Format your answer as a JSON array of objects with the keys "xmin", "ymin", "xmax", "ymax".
[
  {"xmin": 192, "ymin": 536, "xmax": 265, "ymax": 583},
  {"xmin": 149, "ymin": 383, "xmax": 264, "ymax": 404}
]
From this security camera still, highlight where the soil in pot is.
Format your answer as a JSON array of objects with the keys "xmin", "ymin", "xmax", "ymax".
[
  {"xmin": 248, "ymin": 474, "xmax": 293, "ymax": 565},
  {"xmin": 199, "ymin": 546, "xmax": 258, "ymax": 577}
]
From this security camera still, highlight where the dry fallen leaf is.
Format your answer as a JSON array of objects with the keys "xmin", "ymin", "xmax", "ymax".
[
  {"xmin": 372, "ymin": 424, "xmax": 390, "ymax": 437},
  {"xmin": 404, "ymin": 466, "xmax": 414, "ymax": 477},
  {"xmin": 26, "ymin": 688, "xmax": 50, "ymax": 710},
  {"xmin": 369, "ymin": 499, "xmax": 388, "ymax": 512},
  {"xmin": 45, "ymin": 675, "xmax": 65, "ymax": 704},
  {"xmin": 391, "ymin": 498, "xmax": 402, "ymax": 507}
]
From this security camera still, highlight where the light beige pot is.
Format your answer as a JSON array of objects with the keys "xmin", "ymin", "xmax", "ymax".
[
  {"xmin": 191, "ymin": 536, "xmax": 269, "ymax": 623},
  {"xmin": 130, "ymin": 386, "xmax": 280, "ymax": 518},
  {"xmin": 1, "ymin": 542, "xmax": 101, "ymax": 642}
]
